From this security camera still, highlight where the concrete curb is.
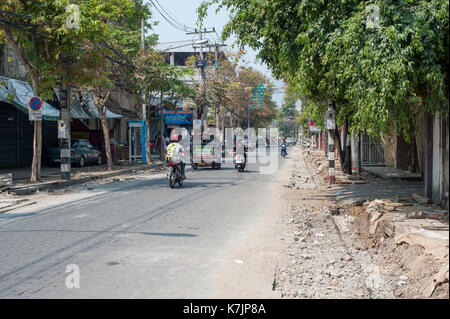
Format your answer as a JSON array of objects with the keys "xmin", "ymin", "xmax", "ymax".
[{"xmin": 4, "ymin": 163, "xmax": 165, "ymax": 195}]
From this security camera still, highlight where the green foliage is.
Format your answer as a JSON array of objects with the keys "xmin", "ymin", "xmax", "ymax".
[
  {"xmin": 188, "ymin": 50, "xmax": 278, "ymax": 128},
  {"xmin": 296, "ymin": 112, "xmax": 309, "ymax": 135},
  {"xmin": 0, "ymin": 0, "xmax": 153, "ymax": 98},
  {"xmin": 277, "ymin": 100, "xmax": 299, "ymax": 137},
  {"xmin": 130, "ymin": 48, "xmax": 195, "ymax": 116},
  {"xmin": 198, "ymin": 0, "xmax": 449, "ymax": 142}
]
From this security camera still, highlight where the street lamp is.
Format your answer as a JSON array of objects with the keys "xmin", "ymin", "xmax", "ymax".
[{"xmin": 195, "ymin": 39, "xmax": 208, "ymax": 45}]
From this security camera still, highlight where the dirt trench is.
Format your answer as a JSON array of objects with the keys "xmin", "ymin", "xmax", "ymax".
[{"xmin": 275, "ymin": 148, "xmax": 449, "ymax": 299}]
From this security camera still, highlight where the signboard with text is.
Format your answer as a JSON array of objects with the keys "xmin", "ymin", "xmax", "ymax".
[
  {"xmin": 249, "ymin": 84, "xmax": 264, "ymax": 109},
  {"xmin": 195, "ymin": 60, "xmax": 209, "ymax": 68},
  {"xmin": 156, "ymin": 108, "xmax": 194, "ymax": 125}
]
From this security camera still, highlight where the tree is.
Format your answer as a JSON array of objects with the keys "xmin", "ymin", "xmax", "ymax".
[
  {"xmin": 186, "ymin": 51, "xmax": 278, "ymax": 131},
  {"xmin": 0, "ymin": 0, "xmax": 151, "ymax": 179},
  {"xmin": 130, "ymin": 48, "xmax": 195, "ymax": 161},
  {"xmin": 199, "ymin": 0, "xmax": 449, "ymax": 174},
  {"xmin": 1, "ymin": 0, "xmax": 69, "ymax": 181},
  {"xmin": 278, "ymin": 101, "xmax": 299, "ymax": 138},
  {"xmin": 71, "ymin": 0, "xmax": 152, "ymax": 170}
]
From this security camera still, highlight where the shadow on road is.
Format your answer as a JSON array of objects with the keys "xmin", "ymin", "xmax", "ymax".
[
  {"xmin": 0, "ymin": 212, "xmax": 39, "ymax": 219},
  {"xmin": 333, "ymin": 180, "xmax": 425, "ymax": 204},
  {"xmin": 0, "ymin": 229, "xmax": 198, "ymax": 237}
]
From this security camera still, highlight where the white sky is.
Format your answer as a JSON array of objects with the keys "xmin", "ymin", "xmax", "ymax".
[{"xmin": 147, "ymin": 0, "xmax": 285, "ymax": 106}]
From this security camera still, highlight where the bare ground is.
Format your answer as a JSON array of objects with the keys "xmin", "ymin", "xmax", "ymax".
[{"xmin": 274, "ymin": 147, "xmax": 449, "ymax": 299}]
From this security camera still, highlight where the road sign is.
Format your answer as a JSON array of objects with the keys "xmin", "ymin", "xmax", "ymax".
[
  {"xmin": 325, "ymin": 109, "xmax": 336, "ymax": 130},
  {"xmin": 195, "ymin": 60, "xmax": 209, "ymax": 68},
  {"xmin": 29, "ymin": 96, "xmax": 42, "ymax": 121},
  {"xmin": 249, "ymin": 84, "xmax": 264, "ymax": 109}
]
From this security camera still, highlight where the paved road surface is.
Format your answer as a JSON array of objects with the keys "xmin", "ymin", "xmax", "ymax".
[{"xmin": 0, "ymin": 148, "xmax": 289, "ymax": 298}]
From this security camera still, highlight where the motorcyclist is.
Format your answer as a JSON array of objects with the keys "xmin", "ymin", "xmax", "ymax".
[
  {"xmin": 234, "ymin": 137, "xmax": 248, "ymax": 162},
  {"xmin": 166, "ymin": 134, "xmax": 186, "ymax": 179}
]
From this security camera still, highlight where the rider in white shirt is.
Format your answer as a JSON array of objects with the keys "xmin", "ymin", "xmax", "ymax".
[{"xmin": 165, "ymin": 134, "xmax": 186, "ymax": 179}]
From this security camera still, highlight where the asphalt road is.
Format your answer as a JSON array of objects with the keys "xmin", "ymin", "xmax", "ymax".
[{"xmin": 0, "ymin": 148, "xmax": 288, "ymax": 298}]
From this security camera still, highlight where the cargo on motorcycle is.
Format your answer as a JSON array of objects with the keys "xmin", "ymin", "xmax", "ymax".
[{"xmin": 165, "ymin": 134, "xmax": 186, "ymax": 188}]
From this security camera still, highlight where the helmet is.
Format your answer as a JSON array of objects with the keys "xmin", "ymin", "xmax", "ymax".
[{"xmin": 171, "ymin": 134, "xmax": 181, "ymax": 142}]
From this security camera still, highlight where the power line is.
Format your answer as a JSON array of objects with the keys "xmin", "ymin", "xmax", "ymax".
[
  {"xmin": 214, "ymin": 29, "xmax": 221, "ymax": 42},
  {"xmin": 154, "ymin": 0, "xmax": 195, "ymax": 32},
  {"xmin": 154, "ymin": 0, "xmax": 191, "ymax": 30},
  {"xmin": 157, "ymin": 39, "xmax": 193, "ymax": 45},
  {"xmin": 149, "ymin": 0, "xmax": 185, "ymax": 32},
  {"xmin": 149, "ymin": 0, "xmax": 194, "ymax": 33}
]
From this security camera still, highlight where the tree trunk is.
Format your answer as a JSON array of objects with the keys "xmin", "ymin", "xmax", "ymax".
[
  {"xmin": 344, "ymin": 116, "xmax": 352, "ymax": 174},
  {"xmin": 334, "ymin": 128, "xmax": 344, "ymax": 171},
  {"xmin": 99, "ymin": 108, "xmax": 113, "ymax": 170},
  {"xmin": 30, "ymin": 120, "xmax": 42, "ymax": 182},
  {"xmin": 3, "ymin": 29, "xmax": 42, "ymax": 182},
  {"xmin": 30, "ymin": 76, "xmax": 41, "ymax": 182},
  {"xmin": 415, "ymin": 134, "xmax": 422, "ymax": 176},
  {"xmin": 411, "ymin": 134, "xmax": 419, "ymax": 174}
]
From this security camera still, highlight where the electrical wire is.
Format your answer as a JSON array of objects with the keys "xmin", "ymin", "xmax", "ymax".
[
  {"xmin": 154, "ymin": 0, "xmax": 195, "ymax": 32},
  {"xmin": 205, "ymin": 34, "xmax": 216, "ymax": 45},
  {"xmin": 149, "ymin": 0, "xmax": 185, "ymax": 32},
  {"xmin": 157, "ymin": 39, "xmax": 193, "ymax": 45},
  {"xmin": 214, "ymin": 29, "xmax": 221, "ymax": 42},
  {"xmin": 149, "ymin": 0, "xmax": 195, "ymax": 33},
  {"xmin": 154, "ymin": 0, "xmax": 190, "ymax": 30}
]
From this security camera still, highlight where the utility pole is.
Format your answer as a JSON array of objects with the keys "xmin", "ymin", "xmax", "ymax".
[
  {"xmin": 248, "ymin": 102, "xmax": 251, "ymax": 130},
  {"xmin": 206, "ymin": 42, "xmax": 226, "ymax": 131},
  {"xmin": 59, "ymin": 52, "xmax": 71, "ymax": 181},
  {"xmin": 326, "ymin": 100, "xmax": 336, "ymax": 184},
  {"xmin": 187, "ymin": 28, "xmax": 216, "ymax": 123},
  {"xmin": 141, "ymin": 18, "xmax": 149, "ymax": 163}
]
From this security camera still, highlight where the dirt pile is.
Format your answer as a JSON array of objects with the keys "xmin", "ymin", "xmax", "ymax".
[
  {"xmin": 343, "ymin": 198, "xmax": 449, "ymax": 298},
  {"xmin": 276, "ymin": 205, "xmax": 391, "ymax": 298},
  {"xmin": 303, "ymin": 149, "xmax": 374, "ymax": 185},
  {"xmin": 277, "ymin": 147, "xmax": 449, "ymax": 299}
]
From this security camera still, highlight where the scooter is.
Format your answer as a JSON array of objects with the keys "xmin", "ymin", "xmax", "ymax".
[
  {"xmin": 167, "ymin": 161, "xmax": 183, "ymax": 188},
  {"xmin": 281, "ymin": 143, "xmax": 287, "ymax": 158},
  {"xmin": 234, "ymin": 153, "xmax": 246, "ymax": 172}
]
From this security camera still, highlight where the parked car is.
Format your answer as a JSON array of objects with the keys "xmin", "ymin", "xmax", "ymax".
[{"xmin": 48, "ymin": 139, "xmax": 102, "ymax": 167}]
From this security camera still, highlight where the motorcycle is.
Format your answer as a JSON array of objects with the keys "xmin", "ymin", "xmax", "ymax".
[
  {"xmin": 281, "ymin": 143, "xmax": 287, "ymax": 158},
  {"xmin": 167, "ymin": 161, "xmax": 183, "ymax": 188},
  {"xmin": 234, "ymin": 153, "xmax": 246, "ymax": 172}
]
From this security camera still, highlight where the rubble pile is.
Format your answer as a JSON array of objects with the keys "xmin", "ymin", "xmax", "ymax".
[
  {"xmin": 302, "ymin": 149, "xmax": 374, "ymax": 185},
  {"xmin": 278, "ymin": 148, "xmax": 449, "ymax": 299},
  {"xmin": 338, "ymin": 198, "xmax": 449, "ymax": 298},
  {"xmin": 276, "ymin": 205, "xmax": 393, "ymax": 298}
]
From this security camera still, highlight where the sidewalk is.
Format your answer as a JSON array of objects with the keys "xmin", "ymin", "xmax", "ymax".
[
  {"xmin": 0, "ymin": 160, "xmax": 165, "ymax": 195},
  {"xmin": 362, "ymin": 166, "xmax": 423, "ymax": 181}
]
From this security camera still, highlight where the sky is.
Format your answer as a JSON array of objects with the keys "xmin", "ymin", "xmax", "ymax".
[{"xmin": 147, "ymin": 0, "xmax": 286, "ymax": 106}]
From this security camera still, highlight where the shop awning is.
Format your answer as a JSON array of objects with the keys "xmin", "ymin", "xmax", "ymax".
[
  {"xmin": 0, "ymin": 76, "xmax": 123, "ymax": 120},
  {"xmin": 68, "ymin": 91, "xmax": 123, "ymax": 120},
  {"xmin": 0, "ymin": 76, "xmax": 60, "ymax": 121}
]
